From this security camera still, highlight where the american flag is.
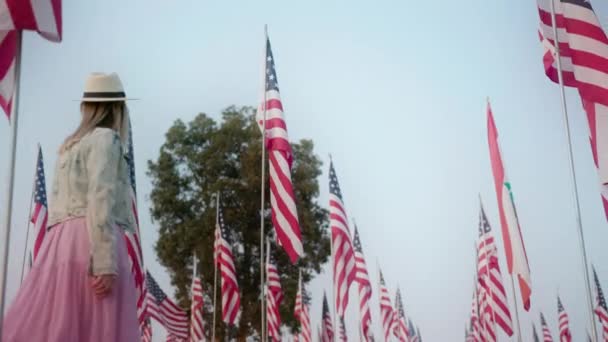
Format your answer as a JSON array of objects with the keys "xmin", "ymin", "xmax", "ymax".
[
  {"xmin": 469, "ymin": 290, "xmax": 481, "ymax": 342},
  {"xmin": 477, "ymin": 280, "xmax": 496, "ymax": 342},
  {"xmin": 123, "ymin": 119, "xmax": 147, "ymax": 330},
  {"xmin": 329, "ymin": 161, "xmax": 356, "ymax": 318},
  {"xmin": 256, "ymin": 35, "xmax": 303, "ymax": 263},
  {"xmin": 408, "ymin": 319, "xmax": 418, "ymax": 342},
  {"xmin": 393, "ymin": 288, "xmax": 410, "ymax": 342},
  {"xmin": 487, "ymin": 102, "xmax": 532, "ymax": 311},
  {"xmin": 213, "ymin": 201, "xmax": 240, "ymax": 325},
  {"xmin": 190, "ymin": 271, "xmax": 206, "ymax": 342},
  {"xmin": 540, "ymin": 312, "xmax": 554, "ymax": 342},
  {"xmin": 0, "ymin": 0, "xmax": 61, "ymax": 118},
  {"xmin": 30, "ymin": 146, "xmax": 48, "ymax": 261},
  {"xmin": 593, "ymin": 266, "xmax": 608, "ymax": 340},
  {"xmin": 142, "ymin": 319, "xmax": 153, "ymax": 342},
  {"xmin": 537, "ymin": 0, "xmax": 608, "ymax": 223},
  {"xmin": 266, "ymin": 243, "xmax": 283, "ymax": 341},
  {"xmin": 477, "ymin": 200, "xmax": 513, "ymax": 336},
  {"xmin": 352, "ymin": 225, "xmax": 372, "ymax": 341},
  {"xmin": 533, "ymin": 324, "xmax": 541, "ymax": 342},
  {"xmin": 378, "ymin": 268, "xmax": 395, "ymax": 342},
  {"xmin": 321, "ymin": 293, "xmax": 334, "ymax": 342},
  {"xmin": 338, "ymin": 317, "xmax": 347, "ymax": 342},
  {"xmin": 146, "ymin": 271, "xmax": 189, "ymax": 339},
  {"xmin": 295, "ymin": 273, "xmax": 311, "ymax": 342},
  {"xmin": 557, "ymin": 296, "xmax": 571, "ymax": 342}
]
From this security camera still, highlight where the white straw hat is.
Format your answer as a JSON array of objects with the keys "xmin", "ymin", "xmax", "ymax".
[{"xmin": 79, "ymin": 72, "xmax": 136, "ymax": 102}]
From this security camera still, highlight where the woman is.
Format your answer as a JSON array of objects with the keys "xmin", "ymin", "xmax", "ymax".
[{"xmin": 3, "ymin": 73, "xmax": 140, "ymax": 341}]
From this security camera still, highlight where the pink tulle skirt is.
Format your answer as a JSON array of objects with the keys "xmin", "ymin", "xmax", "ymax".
[{"xmin": 2, "ymin": 217, "xmax": 139, "ymax": 342}]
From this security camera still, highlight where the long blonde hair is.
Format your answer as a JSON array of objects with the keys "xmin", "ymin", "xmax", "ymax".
[{"xmin": 60, "ymin": 101, "xmax": 129, "ymax": 153}]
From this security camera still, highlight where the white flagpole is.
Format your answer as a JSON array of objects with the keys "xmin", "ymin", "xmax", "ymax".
[
  {"xmin": 212, "ymin": 192, "xmax": 219, "ymax": 342},
  {"xmin": 260, "ymin": 24, "xmax": 269, "ymax": 342},
  {"xmin": 20, "ymin": 146, "xmax": 39, "ymax": 285},
  {"xmin": 0, "ymin": 30, "xmax": 23, "ymax": 336},
  {"xmin": 549, "ymin": 1, "xmax": 598, "ymax": 340}
]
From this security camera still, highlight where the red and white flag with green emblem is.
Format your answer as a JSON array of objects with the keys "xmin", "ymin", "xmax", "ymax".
[{"xmin": 486, "ymin": 101, "xmax": 532, "ymax": 311}]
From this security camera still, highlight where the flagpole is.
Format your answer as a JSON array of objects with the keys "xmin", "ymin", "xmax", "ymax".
[
  {"xmin": 259, "ymin": 24, "xmax": 270, "ymax": 342},
  {"xmin": 549, "ymin": 1, "xmax": 598, "ymax": 340},
  {"xmin": 20, "ymin": 147, "xmax": 39, "ymax": 284},
  {"xmin": 212, "ymin": 192, "xmax": 219, "ymax": 342},
  {"xmin": 329, "ymin": 154, "xmax": 337, "ymax": 342},
  {"xmin": 508, "ymin": 276, "xmax": 523, "ymax": 342},
  {"xmin": 265, "ymin": 237, "xmax": 270, "ymax": 340},
  {"xmin": 0, "ymin": 31, "xmax": 23, "ymax": 337}
]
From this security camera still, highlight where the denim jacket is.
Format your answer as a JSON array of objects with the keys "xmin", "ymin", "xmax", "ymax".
[{"xmin": 48, "ymin": 128, "xmax": 136, "ymax": 275}]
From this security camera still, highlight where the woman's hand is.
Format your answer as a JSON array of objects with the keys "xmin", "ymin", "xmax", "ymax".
[{"xmin": 91, "ymin": 274, "xmax": 116, "ymax": 298}]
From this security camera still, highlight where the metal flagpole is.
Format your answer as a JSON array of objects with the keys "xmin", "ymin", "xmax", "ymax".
[
  {"xmin": 212, "ymin": 192, "xmax": 219, "ymax": 342},
  {"xmin": 265, "ymin": 237, "xmax": 270, "ymax": 340},
  {"xmin": 260, "ymin": 24, "xmax": 269, "ymax": 342},
  {"xmin": 508, "ymin": 276, "xmax": 523, "ymax": 342},
  {"xmin": 20, "ymin": 148, "xmax": 38, "ymax": 285},
  {"xmin": 330, "ymin": 212, "xmax": 337, "ymax": 342},
  {"xmin": 0, "ymin": 31, "xmax": 23, "ymax": 337},
  {"xmin": 549, "ymin": 1, "xmax": 599, "ymax": 340}
]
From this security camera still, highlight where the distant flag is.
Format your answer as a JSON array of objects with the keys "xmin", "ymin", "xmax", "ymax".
[
  {"xmin": 393, "ymin": 288, "xmax": 410, "ymax": 342},
  {"xmin": 30, "ymin": 146, "xmax": 48, "ymax": 261},
  {"xmin": 557, "ymin": 296, "xmax": 572, "ymax": 342},
  {"xmin": 145, "ymin": 271, "xmax": 189, "ymax": 339},
  {"xmin": 408, "ymin": 319, "xmax": 418, "ymax": 342},
  {"xmin": 256, "ymin": 35, "xmax": 303, "ymax": 263},
  {"xmin": 213, "ymin": 200, "xmax": 241, "ymax": 325},
  {"xmin": 0, "ymin": 0, "xmax": 62, "ymax": 118},
  {"xmin": 487, "ymin": 102, "xmax": 532, "ymax": 311},
  {"xmin": 353, "ymin": 225, "xmax": 372, "ymax": 341},
  {"xmin": 338, "ymin": 317, "xmax": 347, "ymax": 342},
  {"xmin": 266, "ymin": 243, "xmax": 283, "ymax": 341},
  {"xmin": 540, "ymin": 312, "xmax": 554, "ymax": 342},
  {"xmin": 190, "ymin": 270, "xmax": 206, "ymax": 342},
  {"xmin": 329, "ymin": 160, "xmax": 356, "ymax": 317},
  {"xmin": 477, "ymin": 200, "xmax": 513, "ymax": 336},
  {"xmin": 536, "ymin": 0, "xmax": 608, "ymax": 223},
  {"xmin": 533, "ymin": 324, "xmax": 540, "ymax": 342},
  {"xmin": 378, "ymin": 268, "xmax": 395, "ymax": 342},
  {"xmin": 592, "ymin": 266, "xmax": 608, "ymax": 340},
  {"xmin": 294, "ymin": 272, "xmax": 311, "ymax": 342},
  {"xmin": 469, "ymin": 289, "xmax": 481, "ymax": 342},
  {"xmin": 321, "ymin": 293, "xmax": 334, "ymax": 342},
  {"xmin": 124, "ymin": 119, "xmax": 147, "ymax": 329}
]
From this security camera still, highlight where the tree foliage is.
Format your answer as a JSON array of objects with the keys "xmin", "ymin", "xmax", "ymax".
[{"xmin": 147, "ymin": 106, "xmax": 330, "ymax": 340}]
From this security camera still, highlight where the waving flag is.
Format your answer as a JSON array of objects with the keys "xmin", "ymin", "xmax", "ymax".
[
  {"xmin": 393, "ymin": 288, "xmax": 410, "ymax": 342},
  {"xmin": 266, "ymin": 243, "xmax": 283, "ymax": 341},
  {"xmin": 592, "ymin": 266, "xmax": 608, "ymax": 340},
  {"xmin": 338, "ymin": 318, "xmax": 347, "ymax": 342},
  {"xmin": 477, "ymin": 200, "xmax": 513, "ymax": 336},
  {"xmin": 477, "ymin": 279, "xmax": 496, "ymax": 342},
  {"xmin": 329, "ymin": 160, "xmax": 356, "ymax": 317},
  {"xmin": 353, "ymin": 225, "xmax": 372, "ymax": 341},
  {"xmin": 256, "ymin": 35, "xmax": 302, "ymax": 263},
  {"xmin": 557, "ymin": 296, "xmax": 572, "ymax": 342},
  {"xmin": 142, "ymin": 319, "xmax": 152, "ymax": 342},
  {"xmin": 378, "ymin": 268, "xmax": 395, "ymax": 342},
  {"xmin": 214, "ymin": 200, "xmax": 240, "ymax": 325},
  {"xmin": 146, "ymin": 271, "xmax": 189, "ymax": 339},
  {"xmin": 295, "ymin": 273, "xmax": 311, "ymax": 342},
  {"xmin": 124, "ymin": 120, "xmax": 147, "ymax": 329},
  {"xmin": 30, "ymin": 146, "xmax": 48, "ymax": 261},
  {"xmin": 0, "ymin": 0, "xmax": 62, "ymax": 118},
  {"xmin": 541, "ymin": 313, "xmax": 554, "ymax": 342},
  {"xmin": 190, "ymin": 274, "xmax": 205, "ymax": 342},
  {"xmin": 321, "ymin": 293, "xmax": 334, "ymax": 342},
  {"xmin": 487, "ymin": 102, "xmax": 532, "ymax": 311},
  {"xmin": 536, "ymin": 0, "xmax": 608, "ymax": 223}
]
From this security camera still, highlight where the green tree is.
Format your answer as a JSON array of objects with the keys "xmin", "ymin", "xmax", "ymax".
[{"xmin": 147, "ymin": 106, "xmax": 330, "ymax": 341}]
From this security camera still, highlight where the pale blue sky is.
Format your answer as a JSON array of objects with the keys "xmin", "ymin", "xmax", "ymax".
[{"xmin": 2, "ymin": 0, "xmax": 608, "ymax": 340}]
